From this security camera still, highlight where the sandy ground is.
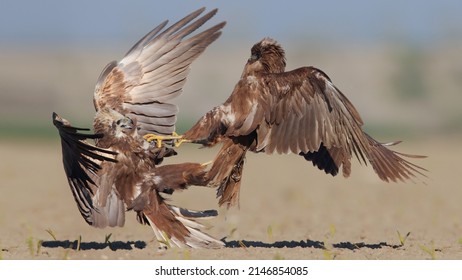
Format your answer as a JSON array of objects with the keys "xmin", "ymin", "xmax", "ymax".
[{"xmin": 0, "ymin": 134, "xmax": 461, "ymax": 260}]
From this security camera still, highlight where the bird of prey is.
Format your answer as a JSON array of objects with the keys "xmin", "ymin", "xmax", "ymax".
[
  {"xmin": 171, "ymin": 38, "xmax": 427, "ymax": 208},
  {"xmin": 53, "ymin": 8, "xmax": 226, "ymax": 248}
]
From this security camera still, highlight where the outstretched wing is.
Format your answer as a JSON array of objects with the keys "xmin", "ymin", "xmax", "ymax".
[
  {"xmin": 93, "ymin": 7, "xmax": 226, "ymax": 136},
  {"xmin": 52, "ymin": 112, "xmax": 121, "ymax": 226},
  {"xmin": 252, "ymin": 67, "xmax": 426, "ymax": 182}
]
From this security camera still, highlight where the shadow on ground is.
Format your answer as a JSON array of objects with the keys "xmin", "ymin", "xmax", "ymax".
[
  {"xmin": 41, "ymin": 240, "xmax": 146, "ymax": 251},
  {"xmin": 224, "ymin": 239, "xmax": 401, "ymax": 250},
  {"xmin": 41, "ymin": 239, "xmax": 400, "ymax": 251}
]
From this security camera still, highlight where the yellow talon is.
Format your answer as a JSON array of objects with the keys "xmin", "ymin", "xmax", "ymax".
[
  {"xmin": 143, "ymin": 132, "xmax": 190, "ymax": 148},
  {"xmin": 173, "ymin": 138, "xmax": 192, "ymax": 148}
]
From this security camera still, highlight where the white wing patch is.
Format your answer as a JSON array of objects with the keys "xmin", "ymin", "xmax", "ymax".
[
  {"xmin": 153, "ymin": 175, "xmax": 163, "ymax": 185},
  {"xmin": 239, "ymin": 102, "xmax": 258, "ymax": 133},
  {"xmin": 220, "ymin": 104, "xmax": 236, "ymax": 126}
]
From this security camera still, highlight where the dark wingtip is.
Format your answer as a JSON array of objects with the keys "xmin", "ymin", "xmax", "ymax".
[
  {"xmin": 52, "ymin": 112, "xmax": 61, "ymax": 122},
  {"xmin": 52, "ymin": 112, "xmax": 63, "ymax": 127}
]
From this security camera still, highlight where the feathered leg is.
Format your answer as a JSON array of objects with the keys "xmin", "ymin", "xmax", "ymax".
[
  {"xmin": 153, "ymin": 162, "xmax": 209, "ymax": 194},
  {"xmin": 206, "ymin": 139, "xmax": 247, "ymax": 208}
]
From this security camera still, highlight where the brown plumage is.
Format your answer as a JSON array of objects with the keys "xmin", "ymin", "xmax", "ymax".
[
  {"xmin": 184, "ymin": 38, "xmax": 427, "ymax": 208},
  {"xmin": 53, "ymin": 8, "xmax": 226, "ymax": 248}
]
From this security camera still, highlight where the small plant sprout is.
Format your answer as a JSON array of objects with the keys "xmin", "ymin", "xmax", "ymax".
[
  {"xmin": 62, "ymin": 249, "xmax": 70, "ymax": 260},
  {"xmin": 26, "ymin": 236, "xmax": 34, "ymax": 256},
  {"xmin": 36, "ymin": 240, "xmax": 43, "ymax": 256},
  {"xmin": 74, "ymin": 235, "xmax": 82, "ymax": 251},
  {"xmin": 45, "ymin": 229, "xmax": 57, "ymax": 241},
  {"xmin": 322, "ymin": 235, "xmax": 336, "ymax": 260},
  {"xmin": 322, "ymin": 225, "xmax": 337, "ymax": 260},
  {"xmin": 322, "ymin": 247, "xmax": 334, "ymax": 260},
  {"xmin": 273, "ymin": 252, "xmax": 285, "ymax": 260},
  {"xmin": 329, "ymin": 224, "xmax": 336, "ymax": 238},
  {"xmin": 397, "ymin": 231, "xmax": 411, "ymax": 247},
  {"xmin": 104, "ymin": 233, "xmax": 113, "ymax": 244},
  {"xmin": 419, "ymin": 241, "xmax": 437, "ymax": 260},
  {"xmin": 25, "ymin": 236, "xmax": 43, "ymax": 257},
  {"xmin": 229, "ymin": 227, "xmax": 238, "ymax": 238},
  {"xmin": 182, "ymin": 249, "xmax": 191, "ymax": 260},
  {"xmin": 267, "ymin": 225, "xmax": 273, "ymax": 242},
  {"xmin": 157, "ymin": 232, "xmax": 172, "ymax": 249}
]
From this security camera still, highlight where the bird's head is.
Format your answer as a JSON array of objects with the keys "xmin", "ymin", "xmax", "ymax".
[
  {"xmin": 243, "ymin": 38, "xmax": 286, "ymax": 75},
  {"xmin": 113, "ymin": 115, "xmax": 136, "ymax": 138},
  {"xmin": 95, "ymin": 108, "xmax": 137, "ymax": 139}
]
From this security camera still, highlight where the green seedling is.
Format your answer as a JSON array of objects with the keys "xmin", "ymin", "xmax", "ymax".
[
  {"xmin": 322, "ymin": 236, "xmax": 336, "ymax": 260},
  {"xmin": 182, "ymin": 249, "xmax": 191, "ymax": 260},
  {"xmin": 273, "ymin": 253, "xmax": 285, "ymax": 260},
  {"xmin": 157, "ymin": 232, "xmax": 172, "ymax": 249},
  {"xmin": 26, "ymin": 235, "xmax": 44, "ymax": 257},
  {"xmin": 322, "ymin": 248, "xmax": 334, "ymax": 260},
  {"xmin": 45, "ymin": 229, "xmax": 57, "ymax": 241},
  {"xmin": 104, "ymin": 233, "xmax": 112, "ymax": 244},
  {"xmin": 329, "ymin": 224, "xmax": 336, "ymax": 238},
  {"xmin": 73, "ymin": 235, "xmax": 82, "ymax": 251},
  {"xmin": 229, "ymin": 227, "xmax": 238, "ymax": 238},
  {"xmin": 36, "ymin": 240, "xmax": 43, "ymax": 256},
  {"xmin": 62, "ymin": 249, "xmax": 70, "ymax": 260},
  {"xmin": 267, "ymin": 225, "xmax": 273, "ymax": 242},
  {"xmin": 322, "ymin": 225, "xmax": 337, "ymax": 260},
  {"xmin": 238, "ymin": 240, "xmax": 247, "ymax": 250},
  {"xmin": 397, "ymin": 231, "xmax": 411, "ymax": 247},
  {"xmin": 419, "ymin": 242, "xmax": 437, "ymax": 260},
  {"xmin": 26, "ymin": 236, "xmax": 34, "ymax": 256}
]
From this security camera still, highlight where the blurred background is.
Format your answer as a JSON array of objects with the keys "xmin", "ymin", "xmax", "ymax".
[{"xmin": 0, "ymin": 0, "xmax": 461, "ymax": 139}]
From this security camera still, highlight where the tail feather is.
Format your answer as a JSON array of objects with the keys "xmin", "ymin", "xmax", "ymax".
[
  {"xmin": 172, "ymin": 206, "xmax": 223, "ymax": 249},
  {"xmin": 140, "ymin": 192, "xmax": 223, "ymax": 249},
  {"xmin": 364, "ymin": 133, "xmax": 427, "ymax": 183},
  {"xmin": 91, "ymin": 188, "xmax": 125, "ymax": 228}
]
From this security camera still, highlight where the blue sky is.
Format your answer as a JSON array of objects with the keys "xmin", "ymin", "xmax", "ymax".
[{"xmin": 1, "ymin": 0, "xmax": 461, "ymax": 47}]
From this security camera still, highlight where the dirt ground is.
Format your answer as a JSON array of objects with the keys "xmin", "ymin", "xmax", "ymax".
[{"xmin": 1, "ymin": 134, "xmax": 461, "ymax": 260}]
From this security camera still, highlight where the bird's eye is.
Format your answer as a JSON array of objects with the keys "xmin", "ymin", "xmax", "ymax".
[
  {"xmin": 116, "ymin": 119, "xmax": 121, "ymax": 125},
  {"xmin": 249, "ymin": 52, "xmax": 260, "ymax": 62}
]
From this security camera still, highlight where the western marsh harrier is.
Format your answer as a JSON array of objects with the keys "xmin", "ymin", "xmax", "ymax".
[
  {"xmin": 171, "ymin": 38, "xmax": 427, "ymax": 208},
  {"xmin": 53, "ymin": 8, "xmax": 226, "ymax": 248}
]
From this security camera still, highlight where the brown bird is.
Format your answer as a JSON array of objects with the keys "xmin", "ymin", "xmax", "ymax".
[
  {"xmin": 173, "ymin": 38, "xmax": 427, "ymax": 208},
  {"xmin": 53, "ymin": 8, "xmax": 226, "ymax": 248}
]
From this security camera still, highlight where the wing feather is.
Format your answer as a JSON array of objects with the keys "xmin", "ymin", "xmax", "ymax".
[
  {"xmin": 254, "ymin": 67, "xmax": 426, "ymax": 182},
  {"xmin": 52, "ymin": 112, "xmax": 120, "ymax": 226},
  {"xmin": 93, "ymin": 8, "xmax": 225, "ymax": 136}
]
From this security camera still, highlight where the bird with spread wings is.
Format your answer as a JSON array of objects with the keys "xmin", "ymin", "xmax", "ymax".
[
  {"xmin": 162, "ymin": 38, "xmax": 427, "ymax": 208},
  {"xmin": 53, "ymin": 8, "xmax": 226, "ymax": 248}
]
